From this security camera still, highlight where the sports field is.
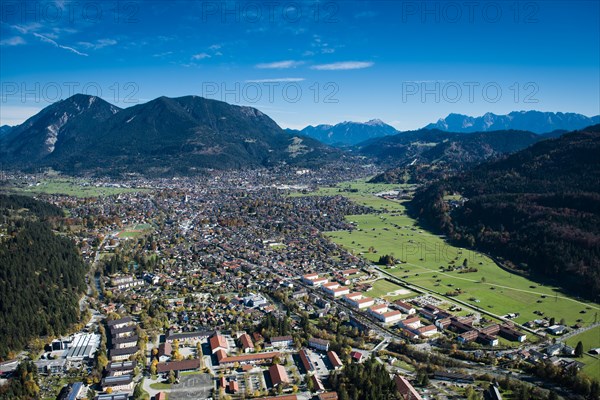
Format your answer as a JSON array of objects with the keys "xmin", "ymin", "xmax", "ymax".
[
  {"xmin": 366, "ymin": 279, "xmax": 415, "ymax": 300},
  {"xmin": 117, "ymin": 224, "xmax": 154, "ymax": 238}
]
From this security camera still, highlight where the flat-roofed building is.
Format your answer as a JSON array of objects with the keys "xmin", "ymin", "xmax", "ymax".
[
  {"xmin": 109, "ymin": 346, "xmax": 138, "ymax": 362},
  {"xmin": 106, "ymin": 361, "xmax": 136, "ymax": 377},
  {"xmin": 107, "ymin": 317, "xmax": 133, "ymax": 330},
  {"xmin": 270, "ymin": 335, "xmax": 293, "ymax": 348},
  {"xmin": 308, "ymin": 338, "xmax": 330, "ymax": 352},
  {"xmin": 112, "ymin": 335, "xmax": 138, "ymax": 349},
  {"xmin": 94, "ymin": 394, "xmax": 129, "ymax": 400},
  {"xmin": 166, "ymin": 330, "xmax": 214, "ymax": 344},
  {"xmin": 101, "ymin": 374, "xmax": 134, "ymax": 392},
  {"xmin": 64, "ymin": 333, "xmax": 101, "ymax": 361}
]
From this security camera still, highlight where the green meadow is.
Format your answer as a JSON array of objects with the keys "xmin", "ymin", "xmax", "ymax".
[
  {"xmin": 118, "ymin": 224, "xmax": 154, "ymax": 238},
  {"xmin": 366, "ymin": 279, "xmax": 415, "ymax": 300},
  {"xmin": 565, "ymin": 326, "xmax": 600, "ymax": 378},
  {"xmin": 298, "ymin": 180, "xmax": 600, "ymax": 328},
  {"xmin": 6, "ymin": 178, "xmax": 147, "ymax": 198}
]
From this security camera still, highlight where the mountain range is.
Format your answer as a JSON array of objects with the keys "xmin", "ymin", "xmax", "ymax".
[
  {"xmin": 424, "ymin": 111, "xmax": 600, "ymax": 134},
  {"xmin": 287, "ymin": 111, "xmax": 598, "ymax": 146},
  {"xmin": 2, "ymin": 95, "xmax": 598, "ymax": 176},
  {"xmin": 0, "ymin": 126, "xmax": 12, "ymax": 137},
  {"xmin": 0, "ymin": 94, "xmax": 339, "ymax": 175},
  {"xmin": 360, "ymin": 128, "xmax": 559, "ymax": 183},
  {"xmin": 286, "ymin": 119, "xmax": 398, "ymax": 146}
]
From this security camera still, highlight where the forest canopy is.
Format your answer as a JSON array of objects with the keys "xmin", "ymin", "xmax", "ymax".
[
  {"xmin": 409, "ymin": 128, "xmax": 600, "ymax": 301},
  {"xmin": 0, "ymin": 194, "xmax": 87, "ymax": 360}
]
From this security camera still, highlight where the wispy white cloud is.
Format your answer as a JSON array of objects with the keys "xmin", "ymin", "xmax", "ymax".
[
  {"xmin": 12, "ymin": 23, "xmax": 43, "ymax": 34},
  {"xmin": 245, "ymin": 78, "xmax": 305, "ymax": 83},
  {"xmin": 78, "ymin": 38, "xmax": 117, "ymax": 50},
  {"xmin": 256, "ymin": 60, "xmax": 304, "ymax": 69},
  {"xmin": 0, "ymin": 36, "xmax": 26, "ymax": 46},
  {"xmin": 308, "ymin": 34, "xmax": 337, "ymax": 55},
  {"xmin": 32, "ymin": 32, "xmax": 88, "ymax": 56},
  {"xmin": 209, "ymin": 44, "xmax": 222, "ymax": 50},
  {"xmin": 192, "ymin": 52, "xmax": 211, "ymax": 60},
  {"xmin": 153, "ymin": 51, "xmax": 173, "ymax": 58},
  {"xmin": 311, "ymin": 61, "xmax": 374, "ymax": 71}
]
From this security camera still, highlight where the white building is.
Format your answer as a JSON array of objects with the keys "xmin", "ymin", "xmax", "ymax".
[
  {"xmin": 344, "ymin": 292, "xmax": 375, "ymax": 309},
  {"xmin": 368, "ymin": 304, "xmax": 403, "ymax": 324},
  {"xmin": 302, "ymin": 273, "xmax": 329, "ymax": 287},
  {"xmin": 394, "ymin": 301, "xmax": 416, "ymax": 315}
]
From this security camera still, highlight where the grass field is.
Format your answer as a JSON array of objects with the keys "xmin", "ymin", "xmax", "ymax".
[
  {"xmin": 118, "ymin": 231, "xmax": 144, "ymax": 238},
  {"xmin": 6, "ymin": 178, "xmax": 147, "ymax": 198},
  {"xmin": 298, "ymin": 180, "xmax": 600, "ymax": 329},
  {"xmin": 565, "ymin": 326, "xmax": 600, "ymax": 377},
  {"xmin": 118, "ymin": 224, "xmax": 154, "ymax": 239},
  {"xmin": 366, "ymin": 279, "xmax": 415, "ymax": 300}
]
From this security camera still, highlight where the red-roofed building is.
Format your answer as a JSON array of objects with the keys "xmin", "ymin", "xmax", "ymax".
[
  {"xmin": 209, "ymin": 334, "xmax": 228, "ymax": 354},
  {"xmin": 252, "ymin": 332, "xmax": 264, "ymax": 344},
  {"xmin": 318, "ymin": 393, "xmax": 339, "ymax": 400},
  {"xmin": 239, "ymin": 333, "xmax": 254, "ymax": 353},
  {"xmin": 394, "ymin": 301, "xmax": 416, "ymax": 315},
  {"xmin": 229, "ymin": 380, "xmax": 239, "ymax": 393},
  {"xmin": 269, "ymin": 364, "xmax": 289, "ymax": 387},
  {"xmin": 158, "ymin": 342, "xmax": 172, "ymax": 362},
  {"xmin": 299, "ymin": 349, "xmax": 315, "ymax": 374},
  {"xmin": 350, "ymin": 351, "xmax": 363, "ymax": 362},
  {"xmin": 216, "ymin": 351, "xmax": 281, "ymax": 366},
  {"xmin": 311, "ymin": 375, "xmax": 325, "ymax": 392},
  {"xmin": 417, "ymin": 325, "xmax": 438, "ymax": 337},
  {"xmin": 394, "ymin": 375, "xmax": 423, "ymax": 400},
  {"xmin": 327, "ymin": 351, "xmax": 343, "ymax": 370},
  {"xmin": 156, "ymin": 393, "xmax": 167, "ymax": 400},
  {"xmin": 401, "ymin": 317, "xmax": 422, "ymax": 329}
]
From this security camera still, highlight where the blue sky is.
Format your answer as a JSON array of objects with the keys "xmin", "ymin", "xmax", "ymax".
[{"xmin": 1, "ymin": 0, "xmax": 599, "ymax": 129}]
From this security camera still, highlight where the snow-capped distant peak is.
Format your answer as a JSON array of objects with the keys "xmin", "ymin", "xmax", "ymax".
[{"xmin": 365, "ymin": 119, "xmax": 386, "ymax": 126}]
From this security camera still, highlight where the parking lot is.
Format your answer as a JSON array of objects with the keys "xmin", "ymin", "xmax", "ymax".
[
  {"xmin": 166, "ymin": 373, "xmax": 213, "ymax": 400},
  {"xmin": 307, "ymin": 350, "xmax": 331, "ymax": 377},
  {"xmin": 245, "ymin": 372, "xmax": 265, "ymax": 393}
]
